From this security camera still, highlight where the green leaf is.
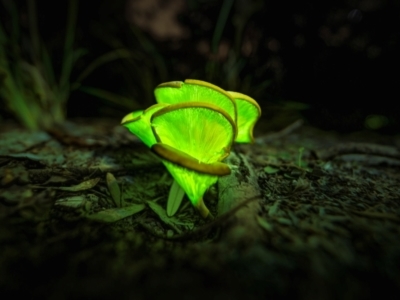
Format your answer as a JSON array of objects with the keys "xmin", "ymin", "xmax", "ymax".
[
  {"xmin": 167, "ymin": 179, "xmax": 186, "ymax": 217},
  {"xmin": 86, "ymin": 204, "xmax": 145, "ymax": 223},
  {"xmin": 264, "ymin": 166, "xmax": 279, "ymax": 174},
  {"xmin": 55, "ymin": 195, "xmax": 86, "ymax": 208},
  {"xmin": 106, "ymin": 172, "xmax": 122, "ymax": 208},
  {"xmin": 147, "ymin": 200, "xmax": 182, "ymax": 234}
]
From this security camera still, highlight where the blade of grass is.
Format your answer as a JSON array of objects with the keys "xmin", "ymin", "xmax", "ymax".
[
  {"xmin": 40, "ymin": 39, "xmax": 57, "ymax": 89},
  {"xmin": 129, "ymin": 25, "xmax": 168, "ymax": 80},
  {"xmin": 211, "ymin": 0, "xmax": 234, "ymax": 53},
  {"xmin": 2, "ymin": 76, "xmax": 38, "ymax": 130},
  {"xmin": 59, "ymin": 0, "xmax": 78, "ymax": 99},
  {"xmin": 79, "ymin": 85, "xmax": 139, "ymax": 110},
  {"xmin": 27, "ymin": 0, "xmax": 40, "ymax": 66},
  {"xmin": 2, "ymin": 0, "xmax": 20, "ymax": 53},
  {"xmin": 72, "ymin": 48, "xmax": 133, "ymax": 90},
  {"xmin": 0, "ymin": 21, "xmax": 37, "ymax": 129}
]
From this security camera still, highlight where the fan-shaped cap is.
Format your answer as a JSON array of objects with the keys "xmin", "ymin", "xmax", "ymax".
[
  {"xmin": 122, "ymin": 80, "xmax": 262, "ymax": 217},
  {"xmin": 121, "ymin": 103, "xmax": 168, "ymax": 147},
  {"xmin": 150, "ymin": 102, "xmax": 235, "ymax": 208},
  {"xmin": 227, "ymin": 91, "xmax": 261, "ymax": 143},
  {"xmin": 154, "ymin": 79, "xmax": 237, "ymax": 125}
]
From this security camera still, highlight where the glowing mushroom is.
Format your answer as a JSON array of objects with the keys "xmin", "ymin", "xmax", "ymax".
[
  {"xmin": 154, "ymin": 79, "xmax": 237, "ymax": 124},
  {"xmin": 227, "ymin": 91, "xmax": 262, "ymax": 143},
  {"xmin": 121, "ymin": 79, "xmax": 262, "ymax": 218},
  {"xmin": 154, "ymin": 79, "xmax": 261, "ymax": 144},
  {"xmin": 121, "ymin": 103, "xmax": 169, "ymax": 147},
  {"xmin": 150, "ymin": 102, "xmax": 236, "ymax": 218}
]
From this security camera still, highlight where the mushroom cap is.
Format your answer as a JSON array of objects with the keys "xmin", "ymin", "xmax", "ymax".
[
  {"xmin": 150, "ymin": 102, "xmax": 236, "ymax": 206},
  {"xmin": 154, "ymin": 79, "xmax": 237, "ymax": 125},
  {"xmin": 121, "ymin": 79, "xmax": 262, "ymax": 214},
  {"xmin": 121, "ymin": 103, "xmax": 168, "ymax": 147},
  {"xmin": 151, "ymin": 102, "xmax": 236, "ymax": 164},
  {"xmin": 227, "ymin": 91, "xmax": 262, "ymax": 143},
  {"xmin": 121, "ymin": 110, "xmax": 143, "ymax": 124}
]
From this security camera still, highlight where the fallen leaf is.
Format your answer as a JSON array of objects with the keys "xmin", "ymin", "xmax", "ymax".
[
  {"xmin": 147, "ymin": 200, "xmax": 183, "ymax": 234},
  {"xmin": 31, "ymin": 178, "xmax": 100, "ymax": 191},
  {"xmin": 86, "ymin": 204, "xmax": 145, "ymax": 223},
  {"xmin": 106, "ymin": 173, "xmax": 122, "ymax": 207},
  {"xmin": 55, "ymin": 195, "xmax": 86, "ymax": 208}
]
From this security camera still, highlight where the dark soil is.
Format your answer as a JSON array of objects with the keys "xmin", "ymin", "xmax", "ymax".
[{"xmin": 1, "ymin": 118, "xmax": 400, "ymax": 300}]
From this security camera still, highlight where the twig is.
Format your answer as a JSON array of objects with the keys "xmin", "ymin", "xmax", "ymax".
[
  {"xmin": 255, "ymin": 119, "xmax": 304, "ymax": 143},
  {"xmin": 316, "ymin": 142, "xmax": 400, "ymax": 161}
]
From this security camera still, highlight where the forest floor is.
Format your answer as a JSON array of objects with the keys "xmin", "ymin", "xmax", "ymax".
[{"xmin": 1, "ymin": 118, "xmax": 400, "ymax": 299}]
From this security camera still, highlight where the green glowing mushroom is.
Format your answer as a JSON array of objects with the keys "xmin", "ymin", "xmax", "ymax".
[
  {"xmin": 150, "ymin": 102, "xmax": 236, "ymax": 218},
  {"xmin": 154, "ymin": 79, "xmax": 261, "ymax": 144},
  {"xmin": 227, "ymin": 91, "xmax": 262, "ymax": 143},
  {"xmin": 121, "ymin": 103, "xmax": 169, "ymax": 147},
  {"xmin": 154, "ymin": 79, "xmax": 237, "ymax": 124},
  {"xmin": 121, "ymin": 79, "xmax": 262, "ymax": 218}
]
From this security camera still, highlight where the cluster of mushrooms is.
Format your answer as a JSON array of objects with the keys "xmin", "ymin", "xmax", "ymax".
[{"xmin": 121, "ymin": 79, "xmax": 261, "ymax": 218}]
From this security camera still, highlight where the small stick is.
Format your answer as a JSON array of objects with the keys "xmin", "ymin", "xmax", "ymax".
[
  {"xmin": 256, "ymin": 119, "xmax": 304, "ymax": 143},
  {"xmin": 316, "ymin": 142, "xmax": 400, "ymax": 161}
]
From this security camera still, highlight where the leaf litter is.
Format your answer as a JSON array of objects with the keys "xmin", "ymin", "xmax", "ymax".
[{"xmin": 1, "ymin": 121, "xmax": 400, "ymax": 298}]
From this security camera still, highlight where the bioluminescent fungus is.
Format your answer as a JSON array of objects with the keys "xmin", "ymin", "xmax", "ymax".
[
  {"xmin": 227, "ymin": 91, "xmax": 261, "ymax": 143},
  {"xmin": 154, "ymin": 79, "xmax": 237, "ymax": 124},
  {"xmin": 121, "ymin": 103, "xmax": 168, "ymax": 147},
  {"xmin": 150, "ymin": 102, "xmax": 236, "ymax": 218},
  {"xmin": 121, "ymin": 79, "xmax": 261, "ymax": 218}
]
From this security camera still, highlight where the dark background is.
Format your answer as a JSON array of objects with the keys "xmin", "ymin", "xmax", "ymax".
[{"xmin": 1, "ymin": 0, "xmax": 399, "ymax": 133}]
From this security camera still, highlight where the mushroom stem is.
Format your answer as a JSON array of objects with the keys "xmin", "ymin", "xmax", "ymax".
[{"xmin": 196, "ymin": 197, "xmax": 212, "ymax": 219}]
